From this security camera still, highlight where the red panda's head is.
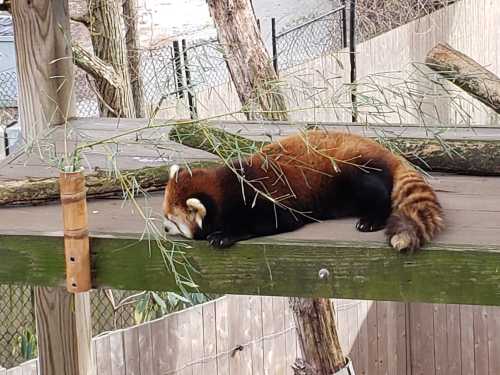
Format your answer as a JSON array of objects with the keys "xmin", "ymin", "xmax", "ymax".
[{"xmin": 163, "ymin": 164, "xmax": 213, "ymax": 239}]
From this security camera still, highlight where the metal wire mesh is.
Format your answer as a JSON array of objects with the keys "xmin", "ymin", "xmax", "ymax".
[
  {"xmin": 275, "ymin": 7, "xmax": 346, "ymax": 71},
  {"xmin": 0, "ymin": 71, "xmax": 18, "ymax": 127},
  {"xmin": 0, "ymin": 286, "xmax": 137, "ymax": 368}
]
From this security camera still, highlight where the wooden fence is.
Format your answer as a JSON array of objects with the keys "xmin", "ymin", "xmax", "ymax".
[{"xmin": 7, "ymin": 295, "xmax": 500, "ymax": 375}]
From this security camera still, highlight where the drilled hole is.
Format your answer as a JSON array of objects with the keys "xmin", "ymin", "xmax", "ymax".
[
  {"xmin": 72, "ymin": 283, "xmax": 77, "ymax": 288},
  {"xmin": 70, "ymin": 256, "xmax": 76, "ymax": 262}
]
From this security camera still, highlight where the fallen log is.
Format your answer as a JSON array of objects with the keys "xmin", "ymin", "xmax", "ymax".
[
  {"xmin": 169, "ymin": 122, "xmax": 500, "ymax": 175},
  {"xmin": 426, "ymin": 43, "xmax": 500, "ymax": 113},
  {"xmin": 0, "ymin": 163, "xmax": 217, "ymax": 207}
]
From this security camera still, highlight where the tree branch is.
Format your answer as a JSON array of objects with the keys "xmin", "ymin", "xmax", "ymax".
[
  {"xmin": 70, "ymin": 14, "xmax": 91, "ymax": 28},
  {"xmin": 72, "ymin": 43, "xmax": 122, "ymax": 88}
]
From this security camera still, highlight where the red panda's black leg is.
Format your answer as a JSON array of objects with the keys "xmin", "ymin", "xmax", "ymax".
[{"xmin": 353, "ymin": 173, "xmax": 392, "ymax": 233}]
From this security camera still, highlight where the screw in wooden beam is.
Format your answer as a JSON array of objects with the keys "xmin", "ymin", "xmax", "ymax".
[{"xmin": 59, "ymin": 170, "xmax": 92, "ymax": 293}]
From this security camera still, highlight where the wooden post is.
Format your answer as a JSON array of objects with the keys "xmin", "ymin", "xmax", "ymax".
[
  {"xmin": 11, "ymin": 0, "xmax": 75, "ymax": 141},
  {"xmin": 290, "ymin": 298, "xmax": 350, "ymax": 375},
  {"xmin": 11, "ymin": 1, "xmax": 94, "ymax": 374}
]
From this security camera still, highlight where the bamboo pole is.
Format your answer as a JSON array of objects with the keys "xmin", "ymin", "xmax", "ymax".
[{"xmin": 59, "ymin": 170, "xmax": 91, "ymax": 293}]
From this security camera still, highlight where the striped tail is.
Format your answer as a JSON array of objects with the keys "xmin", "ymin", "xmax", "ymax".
[{"xmin": 386, "ymin": 167, "xmax": 444, "ymax": 251}]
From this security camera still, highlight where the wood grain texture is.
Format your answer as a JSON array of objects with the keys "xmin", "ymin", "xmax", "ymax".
[
  {"xmin": 11, "ymin": 0, "xmax": 75, "ymax": 141},
  {"xmin": 35, "ymin": 287, "xmax": 79, "ymax": 375}
]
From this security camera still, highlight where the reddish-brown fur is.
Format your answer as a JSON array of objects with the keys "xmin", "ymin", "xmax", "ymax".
[{"xmin": 163, "ymin": 131, "xmax": 444, "ymax": 250}]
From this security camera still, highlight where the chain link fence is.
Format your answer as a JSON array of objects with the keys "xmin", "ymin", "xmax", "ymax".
[
  {"xmin": 274, "ymin": 5, "xmax": 347, "ymax": 72},
  {"xmin": 0, "ymin": 286, "xmax": 136, "ymax": 368}
]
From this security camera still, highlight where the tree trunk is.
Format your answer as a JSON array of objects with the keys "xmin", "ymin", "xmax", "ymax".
[
  {"xmin": 290, "ymin": 298, "xmax": 346, "ymax": 375},
  {"xmin": 122, "ymin": 0, "xmax": 145, "ymax": 117},
  {"xmin": 169, "ymin": 122, "xmax": 500, "ymax": 176},
  {"xmin": 88, "ymin": 0, "xmax": 135, "ymax": 117},
  {"xmin": 426, "ymin": 43, "xmax": 500, "ymax": 114},
  {"xmin": 207, "ymin": 0, "xmax": 288, "ymax": 121}
]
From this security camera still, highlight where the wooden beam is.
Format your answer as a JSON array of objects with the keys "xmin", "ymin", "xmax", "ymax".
[
  {"xmin": 11, "ymin": 0, "xmax": 75, "ymax": 141},
  {"xmin": 1, "ymin": 233, "xmax": 499, "ymax": 306}
]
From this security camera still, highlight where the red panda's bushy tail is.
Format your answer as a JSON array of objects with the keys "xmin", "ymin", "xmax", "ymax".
[{"xmin": 386, "ymin": 167, "xmax": 444, "ymax": 251}]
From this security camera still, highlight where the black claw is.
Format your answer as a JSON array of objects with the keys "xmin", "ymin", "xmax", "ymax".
[
  {"xmin": 206, "ymin": 231, "xmax": 235, "ymax": 249},
  {"xmin": 356, "ymin": 218, "xmax": 386, "ymax": 233}
]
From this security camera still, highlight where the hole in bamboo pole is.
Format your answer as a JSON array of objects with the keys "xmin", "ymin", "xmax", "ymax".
[{"xmin": 59, "ymin": 170, "xmax": 92, "ymax": 293}]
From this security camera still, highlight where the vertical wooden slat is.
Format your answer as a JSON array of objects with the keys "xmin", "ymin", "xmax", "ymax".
[
  {"xmin": 409, "ymin": 303, "xmax": 435, "ymax": 375},
  {"xmin": 433, "ymin": 304, "xmax": 448, "ymax": 375},
  {"xmin": 376, "ymin": 302, "xmax": 389, "ymax": 375},
  {"xmin": 95, "ymin": 335, "xmax": 111, "ymax": 375},
  {"xmin": 109, "ymin": 331, "xmax": 126, "ymax": 375},
  {"xmin": 250, "ymin": 295, "xmax": 264, "ymax": 375},
  {"xmin": 202, "ymin": 301, "xmax": 218, "ymax": 374},
  {"xmin": 190, "ymin": 305, "xmax": 205, "ymax": 374},
  {"xmin": 123, "ymin": 325, "xmax": 140, "ymax": 375},
  {"xmin": 354, "ymin": 300, "xmax": 371, "ymax": 375},
  {"xmin": 367, "ymin": 301, "xmax": 379, "ymax": 375},
  {"xmin": 272, "ymin": 297, "xmax": 287, "ymax": 374},
  {"xmin": 446, "ymin": 304, "xmax": 462, "ymax": 375},
  {"xmin": 229, "ymin": 295, "xmax": 252, "ymax": 375},
  {"xmin": 138, "ymin": 323, "xmax": 153, "ymax": 375},
  {"xmin": 166, "ymin": 312, "xmax": 180, "ymax": 375},
  {"xmin": 487, "ymin": 306, "xmax": 500, "ymax": 375},
  {"xmin": 178, "ymin": 307, "xmax": 193, "ymax": 375},
  {"xmin": 460, "ymin": 305, "xmax": 475, "ymax": 375},
  {"xmin": 284, "ymin": 297, "xmax": 297, "ymax": 375},
  {"xmin": 395, "ymin": 302, "xmax": 407, "ymax": 375},
  {"xmin": 20, "ymin": 359, "xmax": 37, "ymax": 375},
  {"xmin": 151, "ymin": 317, "xmax": 169, "ymax": 374},
  {"xmin": 473, "ymin": 305, "xmax": 489, "ymax": 375},
  {"xmin": 5, "ymin": 367, "xmax": 21, "ymax": 375},
  {"xmin": 216, "ymin": 297, "xmax": 229, "ymax": 375},
  {"xmin": 262, "ymin": 296, "xmax": 275, "ymax": 375}
]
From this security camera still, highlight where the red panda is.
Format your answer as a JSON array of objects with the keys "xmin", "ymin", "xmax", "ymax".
[{"xmin": 163, "ymin": 130, "xmax": 444, "ymax": 251}]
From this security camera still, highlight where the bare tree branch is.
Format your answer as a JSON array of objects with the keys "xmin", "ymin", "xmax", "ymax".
[
  {"xmin": 72, "ymin": 43, "xmax": 122, "ymax": 88},
  {"xmin": 70, "ymin": 14, "xmax": 91, "ymax": 28}
]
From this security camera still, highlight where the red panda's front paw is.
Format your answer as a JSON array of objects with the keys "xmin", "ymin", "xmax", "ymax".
[{"xmin": 207, "ymin": 231, "xmax": 237, "ymax": 249}]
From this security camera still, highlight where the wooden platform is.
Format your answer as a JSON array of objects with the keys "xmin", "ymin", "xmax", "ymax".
[{"xmin": 1, "ymin": 119, "xmax": 500, "ymax": 305}]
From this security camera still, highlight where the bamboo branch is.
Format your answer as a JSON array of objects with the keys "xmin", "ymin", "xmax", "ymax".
[
  {"xmin": 72, "ymin": 43, "xmax": 122, "ymax": 88},
  {"xmin": 169, "ymin": 122, "xmax": 500, "ymax": 175},
  {"xmin": 426, "ymin": 43, "xmax": 500, "ymax": 113}
]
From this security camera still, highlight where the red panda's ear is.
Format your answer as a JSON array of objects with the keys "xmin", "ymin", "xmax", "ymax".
[
  {"xmin": 186, "ymin": 198, "xmax": 206, "ymax": 229},
  {"xmin": 169, "ymin": 164, "xmax": 181, "ymax": 180}
]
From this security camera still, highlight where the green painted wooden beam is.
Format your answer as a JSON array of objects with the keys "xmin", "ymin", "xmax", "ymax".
[{"xmin": 1, "ymin": 233, "xmax": 499, "ymax": 305}]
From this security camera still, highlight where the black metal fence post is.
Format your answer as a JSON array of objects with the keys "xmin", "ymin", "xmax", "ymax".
[
  {"xmin": 271, "ymin": 17, "xmax": 278, "ymax": 75},
  {"xmin": 181, "ymin": 39, "xmax": 198, "ymax": 119},
  {"xmin": 341, "ymin": 0, "xmax": 348, "ymax": 48},
  {"xmin": 172, "ymin": 40, "xmax": 184, "ymax": 99},
  {"xmin": 349, "ymin": 0, "xmax": 357, "ymax": 122}
]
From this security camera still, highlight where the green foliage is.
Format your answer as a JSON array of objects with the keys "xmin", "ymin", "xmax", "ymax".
[
  {"xmin": 133, "ymin": 291, "xmax": 213, "ymax": 324},
  {"xmin": 12, "ymin": 328, "xmax": 37, "ymax": 361}
]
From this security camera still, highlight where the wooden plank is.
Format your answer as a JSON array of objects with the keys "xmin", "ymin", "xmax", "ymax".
[
  {"xmin": 262, "ymin": 296, "xmax": 275, "ymax": 375},
  {"xmin": 409, "ymin": 303, "xmax": 435, "ymax": 375},
  {"xmin": 460, "ymin": 305, "xmax": 475, "ymax": 375},
  {"xmin": 473, "ymin": 305, "xmax": 489, "ymax": 375},
  {"xmin": 177, "ymin": 306, "xmax": 193, "ymax": 375},
  {"xmin": 95, "ymin": 335, "xmax": 111, "ymax": 375},
  {"xmin": 1, "ymin": 230, "xmax": 500, "ymax": 305},
  {"xmin": 151, "ymin": 317, "xmax": 169, "ymax": 374},
  {"xmin": 20, "ymin": 359, "xmax": 37, "ymax": 375},
  {"xmin": 367, "ymin": 302, "xmax": 379, "ymax": 375},
  {"xmin": 202, "ymin": 301, "xmax": 217, "ymax": 374},
  {"xmin": 284, "ymin": 297, "xmax": 297, "ymax": 375},
  {"xmin": 433, "ymin": 304, "xmax": 448, "ymax": 375},
  {"xmin": 190, "ymin": 305, "xmax": 206, "ymax": 375},
  {"xmin": 5, "ymin": 368, "xmax": 21, "ymax": 375},
  {"xmin": 166, "ymin": 312, "xmax": 180, "ymax": 375},
  {"xmin": 272, "ymin": 297, "xmax": 287, "ymax": 375},
  {"xmin": 488, "ymin": 306, "xmax": 500, "ymax": 375},
  {"xmin": 446, "ymin": 304, "xmax": 462, "ymax": 374},
  {"xmin": 123, "ymin": 325, "xmax": 140, "ymax": 375},
  {"xmin": 215, "ymin": 297, "xmax": 229, "ymax": 375},
  {"xmin": 376, "ymin": 302, "xmax": 389, "ymax": 375},
  {"xmin": 138, "ymin": 323, "xmax": 154, "ymax": 375},
  {"xmin": 109, "ymin": 331, "xmax": 125, "ymax": 375},
  {"xmin": 354, "ymin": 300, "xmax": 371, "ymax": 375},
  {"xmin": 249, "ymin": 296, "xmax": 265, "ymax": 375},
  {"xmin": 228, "ymin": 295, "xmax": 252, "ymax": 375}
]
